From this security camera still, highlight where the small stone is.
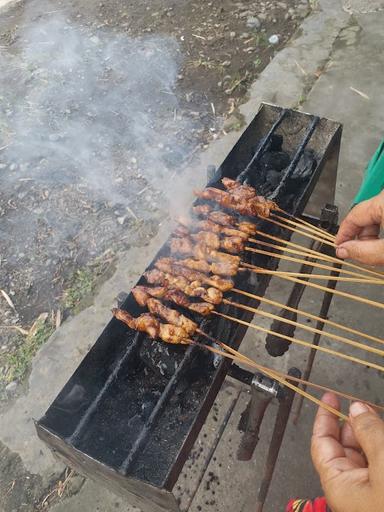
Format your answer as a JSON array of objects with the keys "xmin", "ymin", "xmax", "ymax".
[
  {"xmin": 130, "ymin": 157, "xmax": 137, "ymax": 165},
  {"xmin": 246, "ymin": 16, "xmax": 261, "ymax": 29},
  {"xmin": 117, "ymin": 216, "xmax": 125, "ymax": 225},
  {"xmin": 258, "ymin": 13, "xmax": 267, "ymax": 21},
  {"xmin": 268, "ymin": 34, "xmax": 280, "ymax": 45},
  {"xmin": 6, "ymin": 381, "xmax": 18, "ymax": 394},
  {"xmin": 222, "ymin": 60, "xmax": 231, "ymax": 67},
  {"xmin": 9, "ymin": 163, "xmax": 17, "ymax": 171},
  {"xmin": 240, "ymin": 32, "xmax": 250, "ymax": 39},
  {"xmin": 229, "ymin": 31, "xmax": 236, "ymax": 39}
]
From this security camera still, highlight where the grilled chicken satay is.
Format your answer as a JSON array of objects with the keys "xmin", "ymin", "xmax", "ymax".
[
  {"xmin": 147, "ymin": 298, "xmax": 197, "ymax": 335},
  {"xmin": 132, "ymin": 285, "xmax": 214, "ymax": 316},
  {"xmin": 194, "ymin": 187, "xmax": 276, "ymax": 217},
  {"xmin": 144, "ymin": 269, "xmax": 223, "ymax": 304},
  {"xmin": 221, "ymin": 178, "xmax": 257, "ymax": 200},
  {"xmin": 191, "ymin": 231, "xmax": 220, "ymax": 249},
  {"xmin": 192, "ymin": 207, "xmax": 257, "ymax": 237},
  {"xmin": 193, "ymin": 204, "xmax": 213, "ymax": 216},
  {"xmin": 112, "ymin": 308, "xmax": 189, "ymax": 344},
  {"xmin": 155, "ymin": 258, "xmax": 234, "ymax": 292},
  {"xmin": 171, "ymin": 256, "xmax": 238, "ymax": 277}
]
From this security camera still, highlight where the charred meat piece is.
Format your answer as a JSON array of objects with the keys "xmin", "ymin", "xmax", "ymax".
[
  {"xmin": 221, "ymin": 236, "xmax": 245, "ymax": 254},
  {"xmin": 159, "ymin": 324, "xmax": 190, "ymax": 344},
  {"xmin": 144, "ymin": 269, "xmax": 222, "ymax": 304},
  {"xmin": 237, "ymin": 221, "xmax": 257, "ymax": 236},
  {"xmin": 170, "ymin": 237, "xmax": 194, "ymax": 255},
  {"xmin": 193, "ymin": 204, "xmax": 213, "ymax": 216},
  {"xmin": 155, "ymin": 258, "xmax": 234, "ymax": 292},
  {"xmin": 113, "ymin": 308, "xmax": 189, "ymax": 344},
  {"xmin": 133, "ymin": 285, "xmax": 214, "ymax": 316},
  {"xmin": 210, "ymin": 260, "xmax": 239, "ymax": 276},
  {"xmin": 174, "ymin": 224, "xmax": 190, "ymax": 237},
  {"xmin": 191, "ymin": 231, "xmax": 221, "ymax": 249},
  {"xmin": 193, "ymin": 243, "xmax": 241, "ymax": 265},
  {"xmin": 146, "ymin": 298, "xmax": 197, "ymax": 335},
  {"xmin": 173, "ymin": 256, "xmax": 237, "ymax": 277},
  {"xmin": 208, "ymin": 210, "xmax": 236, "ymax": 226},
  {"xmin": 112, "ymin": 309, "xmax": 159, "ymax": 339},
  {"xmin": 172, "ymin": 258, "xmax": 211, "ymax": 274}
]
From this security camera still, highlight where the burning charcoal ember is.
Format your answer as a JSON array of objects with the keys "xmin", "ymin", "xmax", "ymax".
[
  {"xmin": 259, "ymin": 150, "xmax": 290, "ymax": 172},
  {"xmin": 290, "ymin": 149, "xmax": 317, "ymax": 181}
]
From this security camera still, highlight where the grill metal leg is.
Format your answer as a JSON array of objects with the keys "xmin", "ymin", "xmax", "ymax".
[{"xmin": 256, "ymin": 368, "xmax": 301, "ymax": 512}]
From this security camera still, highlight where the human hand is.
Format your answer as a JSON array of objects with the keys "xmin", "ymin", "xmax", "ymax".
[
  {"xmin": 311, "ymin": 393, "xmax": 384, "ymax": 512},
  {"xmin": 335, "ymin": 191, "xmax": 384, "ymax": 265}
]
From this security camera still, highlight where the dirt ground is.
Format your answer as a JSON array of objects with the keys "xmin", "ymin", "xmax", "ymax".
[{"xmin": 0, "ymin": 0, "xmax": 310, "ymax": 397}]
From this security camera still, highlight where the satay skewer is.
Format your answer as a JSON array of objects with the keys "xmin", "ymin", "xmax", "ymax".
[
  {"xmin": 197, "ymin": 332, "xmax": 384, "ymax": 413},
  {"xmin": 190, "ymin": 339, "xmax": 348, "ymax": 422},
  {"xmin": 246, "ymin": 238, "xmax": 378, "ymax": 281},
  {"xmin": 242, "ymin": 264, "xmax": 384, "ymax": 284},
  {"xmin": 243, "ymin": 246, "xmax": 383, "ymax": 283},
  {"xmin": 212, "ymin": 311, "xmax": 384, "ymax": 373},
  {"xmin": 222, "ymin": 298, "xmax": 384, "ymax": 356},
  {"xmin": 232, "ymin": 288, "xmax": 384, "ymax": 347},
  {"xmin": 261, "ymin": 216, "xmax": 336, "ymax": 247},
  {"xmin": 270, "ymin": 212, "xmax": 336, "ymax": 242},
  {"xmin": 272, "ymin": 209, "xmax": 338, "ymax": 240},
  {"xmin": 250, "ymin": 230, "xmax": 384, "ymax": 279}
]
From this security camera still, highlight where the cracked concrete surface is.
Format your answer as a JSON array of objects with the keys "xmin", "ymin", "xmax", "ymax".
[{"xmin": 1, "ymin": 0, "xmax": 384, "ymax": 510}]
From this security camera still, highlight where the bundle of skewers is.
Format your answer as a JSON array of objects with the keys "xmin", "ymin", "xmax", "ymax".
[{"xmin": 113, "ymin": 178, "xmax": 384, "ymax": 421}]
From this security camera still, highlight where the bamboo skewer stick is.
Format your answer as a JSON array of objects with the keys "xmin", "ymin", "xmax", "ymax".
[
  {"xmin": 251, "ymin": 270, "xmax": 384, "ymax": 311},
  {"xmin": 222, "ymin": 298, "xmax": 384, "ymax": 357},
  {"xmin": 189, "ymin": 338, "xmax": 348, "ymax": 421},
  {"xmin": 262, "ymin": 216, "xmax": 336, "ymax": 248},
  {"xmin": 242, "ymin": 264, "xmax": 384, "ymax": 285},
  {"xmin": 232, "ymin": 288, "xmax": 384, "ymax": 347},
  {"xmin": 246, "ymin": 238, "xmax": 377, "ymax": 281},
  {"xmin": 204, "ymin": 335, "xmax": 384, "ymax": 413},
  {"xmin": 271, "ymin": 212, "xmax": 336, "ymax": 242},
  {"xmin": 212, "ymin": 311, "xmax": 384, "ymax": 373},
  {"xmin": 243, "ymin": 247, "xmax": 384, "ymax": 283},
  {"xmin": 251, "ymin": 230, "xmax": 384, "ymax": 279}
]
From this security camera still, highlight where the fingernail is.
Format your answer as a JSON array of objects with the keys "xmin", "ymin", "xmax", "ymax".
[
  {"xmin": 336, "ymin": 247, "xmax": 349, "ymax": 259},
  {"xmin": 350, "ymin": 402, "xmax": 369, "ymax": 417}
]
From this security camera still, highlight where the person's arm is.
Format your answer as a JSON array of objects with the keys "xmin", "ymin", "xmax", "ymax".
[
  {"xmin": 335, "ymin": 190, "xmax": 384, "ymax": 266},
  {"xmin": 311, "ymin": 393, "xmax": 384, "ymax": 512}
]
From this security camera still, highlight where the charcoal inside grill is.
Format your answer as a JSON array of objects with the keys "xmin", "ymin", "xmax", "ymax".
[
  {"xmin": 139, "ymin": 338, "xmax": 188, "ymax": 378},
  {"xmin": 290, "ymin": 149, "xmax": 317, "ymax": 181}
]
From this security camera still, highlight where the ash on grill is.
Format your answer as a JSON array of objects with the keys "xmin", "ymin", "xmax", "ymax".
[{"xmin": 36, "ymin": 104, "xmax": 342, "ymax": 512}]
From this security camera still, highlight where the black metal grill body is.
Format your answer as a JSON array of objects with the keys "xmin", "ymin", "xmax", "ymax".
[{"xmin": 36, "ymin": 104, "xmax": 342, "ymax": 512}]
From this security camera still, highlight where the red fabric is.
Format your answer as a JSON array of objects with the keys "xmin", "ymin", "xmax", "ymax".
[{"xmin": 286, "ymin": 497, "xmax": 329, "ymax": 512}]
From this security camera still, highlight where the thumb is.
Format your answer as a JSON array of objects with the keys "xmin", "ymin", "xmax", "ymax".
[
  {"xmin": 350, "ymin": 402, "xmax": 384, "ymax": 473},
  {"xmin": 336, "ymin": 239, "xmax": 384, "ymax": 266}
]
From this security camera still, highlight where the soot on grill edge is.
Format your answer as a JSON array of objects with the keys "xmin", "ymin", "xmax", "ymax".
[{"xmin": 36, "ymin": 104, "xmax": 342, "ymax": 512}]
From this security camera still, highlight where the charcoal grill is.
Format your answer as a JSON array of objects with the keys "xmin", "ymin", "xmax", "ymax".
[{"xmin": 36, "ymin": 104, "xmax": 342, "ymax": 512}]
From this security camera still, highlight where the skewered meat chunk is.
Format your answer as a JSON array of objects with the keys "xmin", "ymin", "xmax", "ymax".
[
  {"xmin": 146, "ymin": 298, "xmax": 197, "ymax": 335},
  {"xmin": 172, "ymin": 258, "xmax": 211, "ymax": 274},
  {"xmin": 193, "ymin": 204, "xmax": 213, "ymax": 216},
  {"xmin": 155, "ymin": 258, "xmax": 234, "ymax": 292},
  {"xmin": 208, "ymin": 210, "xmax": 236, "ymax": 226},
  {"xmin": 210, "ymin": 260, "xmax": 239, "ymax": 276},
  {"xmin": 112, "ymin": 309, "xmax": 159, "ymax": 339},
  {"xmin": 193, "ymin": 243, "xmax": 241, "ymax": 265},
  {"xmin": 174, "ymin": 224, "xmax": 190, "ymax": 237},
  {"xmin": 237, "ymin": 221, "xmax": 257, "ymax": 235},
  {"xmin": 144, "ymin": 269, "xmax": 222, "ymax": 304},
  {"xmin": 194, "ymin": 186, "xmax": 277, "ymax": 217},
  {"xmin": 113, "ymin": 308, "xmax": 189, "ymax": 344},
  {"xmin": 191, "ymin": 231, "xmax": 220, "ymax": 249},
  {"xmin": 133, "ymin": 285, "xmax": 214, "ymax": 316},
  {"xmin": 195, "ymin": 219, "xmax": 222, "ymax": 233},
  {"xmin": 170, "ymin": 237, "xmax": 194, "ymax": 255},
  {"xmin": 221, "ymin": 236, "xmax": 245, "ymax": 254},
  {"xmin": 174, "ymin": 256, "xmax": 238, "ymax": 277}
]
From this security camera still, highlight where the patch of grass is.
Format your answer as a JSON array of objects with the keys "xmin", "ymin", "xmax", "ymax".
[
  {"xmin": 5, "ymin": 317, "xmax": 55, "ymax": 383},
  {"xmin": 63, "ymin": 251, "xmax": 116, "ymax": 313}
]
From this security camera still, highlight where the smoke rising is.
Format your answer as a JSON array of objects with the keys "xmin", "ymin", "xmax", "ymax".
[{"xmin": 0, "ymin": 9, "xmax": 206, "ymax": 319}]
